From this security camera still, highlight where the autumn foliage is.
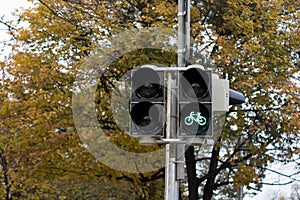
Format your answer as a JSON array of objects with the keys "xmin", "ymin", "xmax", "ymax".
[{"xmin": 0, "ymin": 0, "xmax": 299, "ymax": 199}]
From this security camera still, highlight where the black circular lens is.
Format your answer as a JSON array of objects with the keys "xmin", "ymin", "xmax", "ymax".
[
  {"xmin": 132, "ymin": 67, "xmax": 162, "ymax": 99},
  {"xmin": 130, "ymin": 102, "xmax": 163, "ymax": 134},
  {"xmin": 180, "ymin": 68, "xmax": 208, "ymax": 99},
  {"xmin": 136, "ymin": 83, "xmax": 160, "ymax": 99}
]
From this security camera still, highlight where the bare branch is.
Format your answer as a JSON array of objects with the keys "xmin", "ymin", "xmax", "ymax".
[
  {"xmin": 0, "ymin": 17, "xmax": 18, "ymax": 40},
  {"xmin": 195, "ymin": 157, "xmax": 211, "ymax": 162},
  {"xmin": 0, "ymin": 147, "xmax": 12, "ymax": 200},
  {"xmin": 37, "ymin": 0, "xmax": 78, "ymax": 27},
  {"xmin": 263, "ymin": 168, "xmax": 300, "ymax": 183},
  {"xmin": 262, "ymin": 180, "xmax": 295, "ymax": 186}
]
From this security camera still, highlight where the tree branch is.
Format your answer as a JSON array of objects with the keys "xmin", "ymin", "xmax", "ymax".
[
  {"xmin": 138, "ymin": 168, "xmax": 165, "ymax": 182},
  {"xmin": 195, "ymin": 157, "xmax": 211, "ymax": 162},
  {"xmin": 0, "ymin": 147, "xmax": 12, "ymax": 200},
  {"xmin": 262, "ymin": 167, "xmax": 300, "ymax": 183},
  {"xmin": 262, "ymin": 180, "xmax": 295, "ymax": 186},
  {"xmin": 0, "ymin": 17, "xmax": 18, "ymax": 40},
  {"xmin": 37, "ymin": 0, "xmax": 79, "ymax": 27}
]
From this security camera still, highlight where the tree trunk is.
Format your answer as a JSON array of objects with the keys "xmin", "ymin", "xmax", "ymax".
[
  {"xmin": 185, "ymin": 146, "xmax": 198, "ymax": 200},
  {"xmin": 202, "ymin": 139, "xmax": 221, "ymax": 200}
]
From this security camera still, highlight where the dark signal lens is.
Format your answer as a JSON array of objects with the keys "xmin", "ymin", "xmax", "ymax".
[
  {"xmin": 132, "ymin": 68, "xmax": 162, "ymax": 99},
  {"xmin": 180, "ymin": 68, "xmax": 208, "ymax": 99},
  {"xmin": 130, "ymin": 102, "xmax": 164, "ymax": 134}
]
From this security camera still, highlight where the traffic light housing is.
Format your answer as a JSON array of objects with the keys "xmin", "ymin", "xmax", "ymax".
[
  {"xmin": 178, "ymin": 66, "xmax": 212, "ymax": 137},
  {"xmin": 130, "ymin": 65, "xmax": 165, "ymax": 137},
  {"xmin": 129, "ymin": 64, "xmax": 244, "ymax": 141}
]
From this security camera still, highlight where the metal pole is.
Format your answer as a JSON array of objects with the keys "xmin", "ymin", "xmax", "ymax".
[
  {"xmin": 164, "ymin": 74, "xmax": 172, "ymax": 200},
  {"xmin": 177, "ymin": 0, "xmax": 190, "ymax": 182},
  {"xmin": 165, "ymin": 74, "xmax": 179, "ymax": 200},
  {"xmin": 178, "ymin": 0, "xmax": 186, "ymax": 68},
  {"xmin": 164, "ymin": 0, "xmax": 190, "ymax": 200},
  {"xmin": 237, "ymin": 186, "xmax": 243, "ymax": 200},
  {"xmin": 178, "ymin": 0, "xmax": 190, "ymax": 67}
]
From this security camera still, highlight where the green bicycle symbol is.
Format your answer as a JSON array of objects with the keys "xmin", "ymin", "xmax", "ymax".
[{"xmin": 184, "ymin": 111, "xmax": 207, "ymax": 126}]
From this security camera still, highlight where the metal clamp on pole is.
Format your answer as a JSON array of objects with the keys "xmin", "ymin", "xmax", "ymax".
[
  {"xmin": 178, "ymin": 48, "xmax": 186, "ymax": 54},
  {"xmin": 178, "ymin": 11, "xmax": 186, "ymax": 16}
]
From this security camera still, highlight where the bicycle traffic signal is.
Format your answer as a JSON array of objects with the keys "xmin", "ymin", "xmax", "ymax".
[
  {"xmin": 178, "ymin": 66, "xmax": 212, "ymax": 137},
  {"xmin": 129, "ymin": 64, "xmax": 244, "ymax": 140},
  {"xmin": 130, "ymin": 65, "xmax": 165, "ymax": 137}
]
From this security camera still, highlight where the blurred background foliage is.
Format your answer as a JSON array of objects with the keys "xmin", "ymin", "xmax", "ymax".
[{"xmin": 0, "ymin": 0, "xmax": 299, "ymax": 199}]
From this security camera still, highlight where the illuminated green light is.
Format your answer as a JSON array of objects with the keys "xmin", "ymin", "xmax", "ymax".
[{"xmin": 184, "ymin": 111, "xmax": 207, "ymax": 126}]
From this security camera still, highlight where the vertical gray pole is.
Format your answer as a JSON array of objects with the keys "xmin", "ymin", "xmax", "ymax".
[
  {"xmin": 177, "ymin": 0, "xmax": 190, "ymax": 181},
  {"xmin": 237, "ymin": 187, "xmax": 243, "ymax": 200},
  {"xmin": 178, "ymin": 0, "xmax": 186, "ymax": 67},
  {"xmin": 164, "ymin": 0, "xmax": 190, "ymax": 200},
  {"xmin": 165, "ymin": 74, "xmax": 179, "ymax": 200},
  {"xmin": 165, "ymin": 74, "xmax": 177, "ymax": 200},
  {"xmin": 178, "ymin": 0, "xmax": 190, "ymax": 67}
]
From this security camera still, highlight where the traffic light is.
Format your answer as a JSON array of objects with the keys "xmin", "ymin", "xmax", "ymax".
[
  {"xmin": 130, "ymin": 65, "xmax": 165, "ymax": 137},
  {"xmin": 178, "ymin": 66, "xmax": 212, "ymax": 137},
  {"xmin": 128, "ymin": 64, "xmax": 244, "ymax": 140}
]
